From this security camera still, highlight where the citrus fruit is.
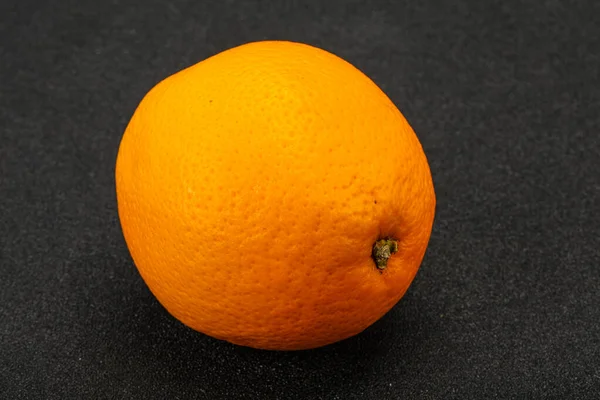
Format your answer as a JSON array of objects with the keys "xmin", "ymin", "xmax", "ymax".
[{"xmin": 115, "ymin": 40, "xmax": 436, "ymax": 350}]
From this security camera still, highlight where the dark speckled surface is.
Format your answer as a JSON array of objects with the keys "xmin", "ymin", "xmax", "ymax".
[{"xmin": 2, "ymin": 0, "xmax": 599, "ymax": 398}]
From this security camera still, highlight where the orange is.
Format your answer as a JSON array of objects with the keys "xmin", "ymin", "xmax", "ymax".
[{"xmin": 115, "ymin": 41, "xmax": 436, "ymax": 350}]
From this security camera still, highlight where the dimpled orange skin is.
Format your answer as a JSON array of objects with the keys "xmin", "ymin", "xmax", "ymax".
[{"xmin": 115, "ymin": 40, "xmax": 435, "ymax": 351}]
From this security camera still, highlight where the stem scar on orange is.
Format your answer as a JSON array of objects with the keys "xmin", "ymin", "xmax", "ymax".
[{"xmin": 115, "ymin": 40, "xmax": 436, "ymax": 351}]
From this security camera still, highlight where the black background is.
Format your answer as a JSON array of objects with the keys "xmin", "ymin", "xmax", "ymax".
[{"xmin": 2, "ymin": 0, "xmax": 599, "ymax": 399}]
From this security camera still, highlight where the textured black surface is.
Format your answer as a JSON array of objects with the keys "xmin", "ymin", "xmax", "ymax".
[{"xmin": 2, "ymin": 0, "xmax": 600, "ymax": 399}]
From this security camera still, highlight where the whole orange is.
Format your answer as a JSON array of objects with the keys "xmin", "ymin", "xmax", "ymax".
[{"xmin": 115, "ymin": 41, "xmax": 436, "ymax": 350}]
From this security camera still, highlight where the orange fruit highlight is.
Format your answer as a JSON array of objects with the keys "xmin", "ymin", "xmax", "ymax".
[{"xmin": 115, "ymin": 41, "xmax": 436, "ymax": 350}]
